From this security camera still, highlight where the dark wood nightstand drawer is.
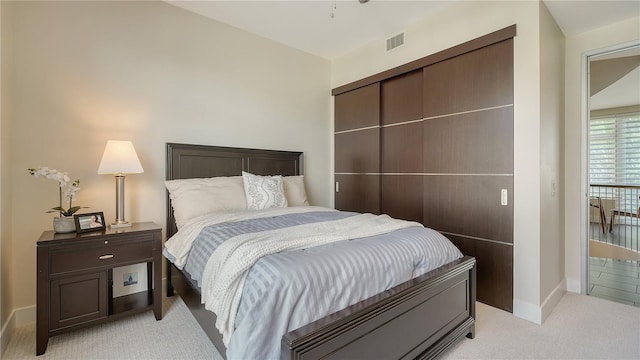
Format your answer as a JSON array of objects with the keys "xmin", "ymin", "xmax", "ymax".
[{"xmin": 50, "ymin": 242, "xmax": 152, "ymax": 275}]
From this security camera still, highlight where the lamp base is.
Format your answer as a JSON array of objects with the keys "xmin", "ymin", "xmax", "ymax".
[{"xmin": 109, "ymin": 222, "xmax": 132, "ymax": 229}]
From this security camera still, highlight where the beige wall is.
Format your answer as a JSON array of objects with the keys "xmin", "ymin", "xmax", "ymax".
[
  {"xmin": 538, "ymin": 2, "xmax": 565, "ymax": 309},
  {"xmin": 564, "ymin": 16, "xmax": 640, "ymax": 292},
  {"xmin": 0, "ymin": 0, "xmax": 14, "ymax": 344},
  {"xmin": 332, "ymin": 0, "xmax": 544, "ymax": 320},
  {"xmin": 7, "ymin": 1, "xmax": 331, "ymax": 312},
  {"xmin": 4, "ymin": 0, "xmax": 634, "ymax": 335}
]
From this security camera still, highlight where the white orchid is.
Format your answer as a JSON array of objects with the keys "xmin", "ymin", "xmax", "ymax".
[
  {"xmin": 28, "ymin": 167, "xmax": 87, "ymax": 217},
  {"xmin": 64, "ymin": 179, "xmax": 81, "ymax": 202}
]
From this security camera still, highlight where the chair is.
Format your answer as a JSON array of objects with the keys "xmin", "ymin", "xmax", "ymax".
[
  {"xmin": 589, "ymin": 197, "xmax": 607, "ymax": 234},
  {"xmin": 609, "ymin": 197, "xmax": 640, "ymax": 232}
]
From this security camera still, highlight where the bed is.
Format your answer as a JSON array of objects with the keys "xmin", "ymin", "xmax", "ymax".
[{"xmin": 164, "ymin": 142, "xmax": 476, "ymax": 359}]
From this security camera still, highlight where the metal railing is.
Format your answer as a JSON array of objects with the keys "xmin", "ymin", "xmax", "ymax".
[{"xmin": 589, "ymin": 184, "xmax": 639, "ymax": 253}]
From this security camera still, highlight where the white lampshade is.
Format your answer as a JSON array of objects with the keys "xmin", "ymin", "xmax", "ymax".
[{"xmin": 97, "ymin": 140, "xmax": 144, "ymax": 175}]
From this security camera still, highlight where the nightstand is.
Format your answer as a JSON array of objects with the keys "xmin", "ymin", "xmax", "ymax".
[{"xmin": 36, "ymin": 222, "xmax": 162, "ymax": 355}]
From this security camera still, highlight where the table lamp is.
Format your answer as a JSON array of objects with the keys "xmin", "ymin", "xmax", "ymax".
[{"xmin": 97, "ymin": 140, "xmax": 144, "ymax": 228}]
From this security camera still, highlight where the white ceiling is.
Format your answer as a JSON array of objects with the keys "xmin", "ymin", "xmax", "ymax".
[
  {"xmin": 590, "ymin": 47, "xmax": 640, "ymax": 111},
  {"xmin": 167, "ymin": 0, "xmax": 640, "ymax": 60},
  {"xmin": 591, "ymin": 65, "xmax": 640, "ymax": 110},
  {"xmin": 167, "ymin": 0, "xmax": 451, "ymax": 59},
  {"xmin": 544, "ymin": 0, "xmax": 640, "ymax": 36}
]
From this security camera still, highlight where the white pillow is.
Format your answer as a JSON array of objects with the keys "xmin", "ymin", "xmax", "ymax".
[
  {"xmin": 283, "ymin": 175, "xmax": 310, "ymax": 206},
  {"xmin": 165, "ymin": 176, "xmax": 247, "ymax": 229},
  {"xmin": 242, "ymin": 172, "xmax": 288, "ymax": 210}
]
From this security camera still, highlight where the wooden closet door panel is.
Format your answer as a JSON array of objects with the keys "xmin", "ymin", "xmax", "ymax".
[
  {"xmin": 335, "ymin": 82, "xmax": 380, "ymax": 213},
  {"xmin": 446, "ymin": 234, "xmax": 513, "ymax": 312},
  {"xmin": 335, "ymin": 83, "xmax": 380, "ymax": 132},
  {"xmin": 335, "ymin": 129, "xmax": 380, "ymax": 174},
  {"xmin": 382, "ymin": 122, "xmax": 423, "ymax": 173},
  {"xmin": 422, "ymin": 175, "xmax": 513, "ymax": 244},
  {"xmin": 381, "ymin": 70, "xmax": 423, "ymax": 126},
  {"xmin": 423, "ymin": 39, "xmax": 514, "ymax": 117},
  {"xmin": 335, "ymin": 174, "xmax": 380, "ymax": 214},
  {"xmin": 422, "ymin": 38, "xmax": 514, "ymax": 313},
  {"xmin": 334, "ymin": 29, "xmax": 515, "ymax": 313},
  {"xmin": 423, "ymin": 107, "xmax": 513, "ymax": 174},
  {"xmin": 381, "ymin": 176, "xmax": 423, "ymax": 222},
  {"xmin": 380, "ymin": 68, "xmax": 424, "ymax": 221}
]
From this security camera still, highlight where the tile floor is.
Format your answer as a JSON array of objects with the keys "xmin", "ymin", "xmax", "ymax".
[{"xmin": 589, "ymin": 257, "xmax": 640, "ymax": 307}]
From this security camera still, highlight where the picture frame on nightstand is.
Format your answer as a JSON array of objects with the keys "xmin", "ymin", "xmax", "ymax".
[{"xmin": 73, "ymin": 212, "xmax": 106, "ymax": 233}]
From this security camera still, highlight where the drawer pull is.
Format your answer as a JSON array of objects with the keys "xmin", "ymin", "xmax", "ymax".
[{"xmin": 98, "ymin": 254, "xmax": 114, "ymax": 260}]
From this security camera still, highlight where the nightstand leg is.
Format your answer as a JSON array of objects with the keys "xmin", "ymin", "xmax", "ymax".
[
  {"xmin": 152, "ymin": 249, "xmax": 162, "ymax": 320},
  {"xmin": 36, "ymin": 247, "xmax": 49, "ymax": 355},
  {"xmin": 36, "ymin": 335, "xmax": 48, "ymax": 356}
]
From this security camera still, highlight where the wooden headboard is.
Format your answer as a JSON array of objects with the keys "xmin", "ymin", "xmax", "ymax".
[{"xmin": 165, "ymin": 143, "xmax": 303, "ymax": 238}]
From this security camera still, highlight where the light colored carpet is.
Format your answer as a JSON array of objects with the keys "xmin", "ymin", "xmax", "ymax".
[
  {"xmin": 445, "ymin": 292, "xmax": 640, "ymax": 359},
  {"xmin": 2, "ymin": 296, "xmax": 221, "ymax": 360},
  {"xmin": 3, "ymin": 292, "xmax": 639, "ymax": 359}
]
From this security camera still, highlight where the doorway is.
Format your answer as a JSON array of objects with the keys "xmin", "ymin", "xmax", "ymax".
[{"xmin": 586, "ymin": 43, "xmax": 640, "ymax": 307}]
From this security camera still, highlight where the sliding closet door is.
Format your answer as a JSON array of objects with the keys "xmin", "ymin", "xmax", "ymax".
[
  {"xmin": 422, "ymin": 39, "xmax": 514, "ymax": 312},
  {"xmin": 381, "ymin": 70, "xmax": 424, "ymax": 222},
  {"xmin": 335, "ymin": 83, "xmax": 381, "ymax": 214},
  {"xmin": 333, "ymin": 26, "xmax": 516, "ymax": 313}
]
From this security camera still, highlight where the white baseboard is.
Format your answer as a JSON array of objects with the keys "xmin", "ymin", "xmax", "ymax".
[
  {"xmin": 566, "ymin": 277, "xmax": 581, "ymax": 293},
  {"xmin": 0, "ymin": 305, "xmax": 35, "ymax": 356},
  {"xmin": 541, "ymin": 279, "xmax": 566, "ymax": 322},
  {"xmin": 0, "ymin": 310, "xmax": 16, "ymax": 357},
  {"xmin": 513, "ymin": 299, "xmax": 542, "ymax": 324},
  {"xmin": 14, "ymin": 305, "xmax": 35, "ymax": 326},
  {"xmin": 514, "ymin": 279, "xmax": 566, "ymax": 324}
]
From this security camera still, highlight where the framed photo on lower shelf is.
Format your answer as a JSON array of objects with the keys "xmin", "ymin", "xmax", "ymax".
[
  {"xmin": 112, "ymin": 263, "xmax": 148, "ymax": 298},
  {"xmin": 73, "ymin": 212, "xmax": 106, "ymax": 233}
]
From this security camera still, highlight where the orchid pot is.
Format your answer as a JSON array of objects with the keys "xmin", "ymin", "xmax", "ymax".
[{"xmin": 53, "ymin": 216, "xmax": 76, "ymax": 233}]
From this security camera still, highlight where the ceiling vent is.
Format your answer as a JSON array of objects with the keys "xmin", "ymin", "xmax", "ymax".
[{"xmin": 386, "ymin": 33, "xmax": 404, "ymax": 51}]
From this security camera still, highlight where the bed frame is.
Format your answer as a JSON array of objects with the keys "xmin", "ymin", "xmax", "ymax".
[{"xmin": 165, "ymin": 142, "xmax": 476, "ymax": 359}]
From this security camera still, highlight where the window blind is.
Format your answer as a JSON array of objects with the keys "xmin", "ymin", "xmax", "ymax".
[{"xmin": 589, "ymin": 112, "xmax": 640, "ymax": 185}]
